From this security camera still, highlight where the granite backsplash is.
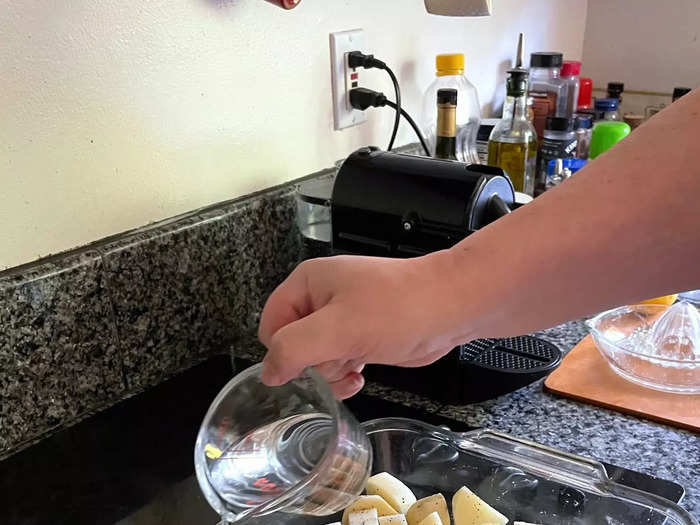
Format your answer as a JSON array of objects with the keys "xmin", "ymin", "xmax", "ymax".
[
  {"xmin": 0, "ymin": 144, "xmax": 422, "ymax": 458},
  {"xmin": 0, "ymin": 173, "xmax": 320, "ymax": 458}
]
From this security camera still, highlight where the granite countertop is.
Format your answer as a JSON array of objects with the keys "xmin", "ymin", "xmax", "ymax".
[{"xmin": 365, "ymin": 321, "xmax": 700, "ymax": 517}]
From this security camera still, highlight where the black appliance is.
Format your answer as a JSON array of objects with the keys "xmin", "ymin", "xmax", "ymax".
[{"xmin": 331, "ymin": 146, "xmax": 515, "ymax": 257}]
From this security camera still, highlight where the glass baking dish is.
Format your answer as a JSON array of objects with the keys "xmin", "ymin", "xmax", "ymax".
[{"xmin": 238, "ymin": 418, "xmax": 696, "ymax": 525}]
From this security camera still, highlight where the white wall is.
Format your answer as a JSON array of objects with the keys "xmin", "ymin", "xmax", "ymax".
[
  {"xmin": 582, "ymin": 0, "xmax": 700, "ymax": 114},
  {"xmin": 0, "ymin": 0, "xmax": 587, "ymax": 269}
]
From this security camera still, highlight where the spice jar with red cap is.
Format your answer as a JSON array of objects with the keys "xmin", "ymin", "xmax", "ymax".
[{"xmin": 560, "ymin": 60, "xmax": 581, "ymax": 117}]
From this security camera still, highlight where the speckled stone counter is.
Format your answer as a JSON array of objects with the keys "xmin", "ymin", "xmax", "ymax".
[
  {"xmin": 0, "ymin": 182, "xmax": 306, "ymax": 457},
  {"xmin": 233, "ymin": 320, "xmax": 699, "ymax": 517},
  {"xmin": 0, "ymin": 145, "xmax": 423, "ymax": 458}
]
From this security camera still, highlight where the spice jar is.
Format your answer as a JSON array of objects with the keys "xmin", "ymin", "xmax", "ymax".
[{"xmin": 535, "ymin": 116, "xmax": 576, "ymax": 195}]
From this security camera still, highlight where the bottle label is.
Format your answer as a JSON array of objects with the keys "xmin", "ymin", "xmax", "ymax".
[
  {"xmin": 529, "ymin": 91, "xmax": 558, "ymax": 138},
  {"xmin": 535, "ymin": 137, "xmax": 577, "ymax": 194},
  {"xmin": 476, "ymin": 140, "xmax": 489, "ymax": 164},
  {"xmin": 488, "ymin": 140, "xmax": 537, "ymax": 194},
  {"xmin": 437, "ymin": 103, "xmax": 457, "ymax": 138}
]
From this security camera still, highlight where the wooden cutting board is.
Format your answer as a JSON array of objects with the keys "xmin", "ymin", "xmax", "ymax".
[{"xmin": 544, "ymin": 335, "xmax": 700, "ymax": 432}]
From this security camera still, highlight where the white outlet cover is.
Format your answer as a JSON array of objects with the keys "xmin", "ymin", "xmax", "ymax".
[{"xmin": 330, "ymin": 29, "xmax": 366, "ymax": 130}]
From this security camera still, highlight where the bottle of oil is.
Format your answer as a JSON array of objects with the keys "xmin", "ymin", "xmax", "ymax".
[
  {"xmin": 487, "ymin": 69, "xmax": 538, "ymax": 195},
  {"xmin": 435, "ymin": 88, "xmax": 458, "ymax": 160}
]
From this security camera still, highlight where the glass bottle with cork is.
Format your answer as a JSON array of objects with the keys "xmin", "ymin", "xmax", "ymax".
[
  {"xmin": 487, "ymin": 69, "xmax": 538, "ymax": 196},
  {"xmin": 435, "ymin": 88, "xmax": 458, "ymax": 160}
]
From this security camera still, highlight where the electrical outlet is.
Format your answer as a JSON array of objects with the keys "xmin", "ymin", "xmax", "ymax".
[{"xmin": 330, "ymin": 29, "xmax": 366, "ymax": 130}]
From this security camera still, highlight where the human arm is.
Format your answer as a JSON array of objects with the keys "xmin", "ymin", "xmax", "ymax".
[{"xmin": 259, "ymin": 88, "xmax": 700, "ymax": 398}]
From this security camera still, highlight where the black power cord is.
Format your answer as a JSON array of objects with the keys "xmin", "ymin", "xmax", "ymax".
[
  {"xmin": 383, "ymin": 67, "xmax": 401, "ymax": 150},
  {"xmin": 349, "ymin": 88, "xmax": 430, "ymax": 157},
  {"xmin": 347, "ymin": 51, "xmax": 402, "ymax": 152},
  {"xmin": 386, "ymin": 100, "xmax": 430, "ymax": 157}
]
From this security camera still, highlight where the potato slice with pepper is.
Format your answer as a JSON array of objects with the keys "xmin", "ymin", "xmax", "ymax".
[
  {"xmin": 452, "ymin": 486, "xmax": 507, "ymax": 525},
  {"xmin": 366, "ymin": 472, "xmax": 416, "ymax": 514},
  {"xmin": 405, "ymin": 494, "xmax": 450, "ymax": 525}
]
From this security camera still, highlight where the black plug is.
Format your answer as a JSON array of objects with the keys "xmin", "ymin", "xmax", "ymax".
[
  {"xmin": 347, "ymin": 50, "xmax": 401, "ymax": 151},
  {"xmin": 349, "ymin": 88, "xmax": 432, "ymax": 157},
  {"xmin": 347, "ymin": 51, "xmax": 387, "ymax": 70},
  {"xmin": 349, "ymin": 88, "xmax": 387, "ymax": 110}
]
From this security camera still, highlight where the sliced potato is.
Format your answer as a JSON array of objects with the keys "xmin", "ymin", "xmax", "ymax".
[
  {"xmin": 378, "ymin": 514, "xmax": 409, "ymax": 525},
  {"xmin": 405, "ymin": 494, "xmax": 450, "ymax": 525},
  {"xmin": 452, "ymin": 486, "xmax": 507, "ymax": 525},
  {"xmin": 416, "ymin": 511, "xmax": 443, "ymax": 525},
  {"xmin": 348, "ymin": 508, "xmax": 378, "ymax": 525},
  {"xmin": 342, "ymin": 495, "xmax": 398, "ymax": 525},
  {"xmin": 366, "ymin": 472, "xmax": 417, "ymax": 514}
]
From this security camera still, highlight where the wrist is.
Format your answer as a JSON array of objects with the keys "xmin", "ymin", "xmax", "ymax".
[{"xmin": 414, "ymin": 247, "xmax": 487, "ymax": 345}]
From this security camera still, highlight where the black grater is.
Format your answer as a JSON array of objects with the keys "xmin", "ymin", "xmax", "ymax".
[{"xmin": 363, "ymin": 336, "xmax": 562, "ymax": 404}]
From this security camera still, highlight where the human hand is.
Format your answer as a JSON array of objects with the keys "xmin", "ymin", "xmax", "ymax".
[{"xmin": 258, "ymin": 252, "xmax": 474, "ymax": 399}]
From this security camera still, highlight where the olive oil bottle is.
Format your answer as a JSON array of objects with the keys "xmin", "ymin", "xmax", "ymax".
[{"xmin": 487, "ymin": 69, "xmax": 538, "ymax": 195}]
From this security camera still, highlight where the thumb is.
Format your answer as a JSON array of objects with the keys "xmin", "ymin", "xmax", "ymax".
[{"xmin": 261, "ymin": 305, "xmax": 349, "ymax": 386}]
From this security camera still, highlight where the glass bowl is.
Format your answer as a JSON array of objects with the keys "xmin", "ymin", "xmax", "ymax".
[
  {"xmin": 239, "ymin": 418, "xmax": 697, "ymax": 525},
  {"xmin": 587, "ymin": 304, "xmax": 700, "ymax": 394}
]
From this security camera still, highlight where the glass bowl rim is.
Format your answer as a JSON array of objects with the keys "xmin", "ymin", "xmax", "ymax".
[{"xmin": 587, "ymin": 303, "xmax": 700, "ymax": 365}]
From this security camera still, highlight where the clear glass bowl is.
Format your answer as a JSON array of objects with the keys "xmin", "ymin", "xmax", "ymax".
[
  {"xmin": 239, "ymin": 418, "xmax": 697, "ymax": 525},
  {"xmin": 588, "ymin": 304, "xmax": 700, "ymax": 394}
]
